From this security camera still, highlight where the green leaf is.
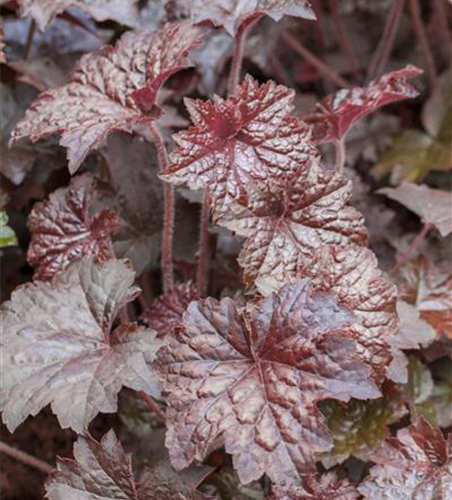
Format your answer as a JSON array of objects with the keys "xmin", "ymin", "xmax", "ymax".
[
  {"xmin": 405, "ymin": 357, "xmax": 452, "ymax": 428},
  {"xmin": 373, "ymin": 74, "xmax": 452, "ymax": 183},
  {"xmin": 319, "ymin": 383, "xmax": 406, "ymax": 465},
  {"xmin": 0, "ymin": 211, "xmax": 18, "ymax": 248}
]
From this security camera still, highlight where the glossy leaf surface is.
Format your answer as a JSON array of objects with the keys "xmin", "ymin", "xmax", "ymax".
[
  {"xmin": 161, "ymin": 75, "xmax": 318, "ymax": 210},
  {"xmin": 27, "ymin": 173, "xmax": 121, "ymax": 281},
  {"xmin": 156, "ymin": 279, "xmax": 379, "ymax": 486},
  {"xmin": 0, "ymin": 257, "xmax": 162, "ymax": 432},
  {"xmin": 305, "ymin": 66, "xmax": 422, "ymax": 144},
  {"xmin": 256, "ymin": 245, "xmax": 399, "ymax": 381},
  {"xmin": 359, "ymin": 419, "xmax": 452, "ymax": 500},
  {"xmin": 46, "ymin": 430, "xmax": 214, "ymax": 500},
  {"xmin": 15, "ymin": 0, "xmax": 139, "ymax": 30},
  {"xmin": 172, "ymin": 0, "xmax": 315, "ymax": 36},
  {"xmin": 11, "ymin": 23, "xmax": 206, "ymax": 173},
  {"xmin": 221, "ymin": 166, "xmax": 367, "ymax": 288}
]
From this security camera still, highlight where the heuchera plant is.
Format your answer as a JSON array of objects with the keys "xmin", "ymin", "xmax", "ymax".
[{"xmin": 1, "ymin": 1, "xmax": 451, "ymax": 499}]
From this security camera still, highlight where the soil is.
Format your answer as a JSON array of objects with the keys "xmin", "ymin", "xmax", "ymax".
[{"xmin": 0, "ymin": 409, "xmax": 119, "ymax": 499}]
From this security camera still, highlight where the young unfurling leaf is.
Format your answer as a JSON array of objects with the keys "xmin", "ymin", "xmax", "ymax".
[
  {"xmin": 0, "ymin": 257, "xmax": 162, "ymax": 433},
  {"xmin": 27, "ymin": 173, "xmax": 121, "ymax": 281},
  {"xmin": 172, "ymin": 0, "xmax": 315, "ymax": 36},
  {"xmin": 156, "ymin": 279, "xmax": 379, "ymax": 486},
  {"xmin": 46, "ymin": 430, "xmax": 214, "ymax": 500},
  {"xmin": 141, "ymin": 281, "xmax": 198, "ymax": 338},
  {"xmin": 11, "ymin": 23, "xmax": 207, "ymax": 173},
  {"xmin": 219, "ymin": 165, "xmax": 367, "ymax": 288},
  {"xmin": 13, "ymin": 0, "xmax": 140, "ymax": 30},
  {"xmin": 358, "ymin": 419, "xmax": 452, "ymax": 500},
  {"xmin": 304, "ymin": 66, "xmax": 422, "ymax": 144},
  {"xmin": 379, "ymin": 183, "xmax": 452, "ymax": 237},
  {"xmin": 160, "ymin": 75, "xmax": 318, "ymax": 210}
]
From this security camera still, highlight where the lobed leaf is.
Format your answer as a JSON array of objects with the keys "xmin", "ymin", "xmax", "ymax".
[
  {"xmin": 304, "ymin": 66, "xmax": 422, "ymax": 144},
  {"xmin": 220, "ymin": 165, "xmax": 368, "ymax": 288},
  {"xmin": 379, "ymin": 183, "xmax": 452, "ymax": 237},
  {"xmin": 141, "ymin": 281, "xmax": 198, "ymax": 338},
  {"xmin": 27, "ymin": 173, "xmax": 121, "ymax": 281},
  {"xmin": 358, "ymin": 419, "xmax": 452, "ymax": 500},
  {"xmin": 0, "ymin": 257, "xmax": 162, "ymax": 433},
  {"xmin": 160, "ymin": 75, "xmax": 319, "ymax": 211},
  {"xmin": 46, "ymin": 430, "xmax": 214, "ymax": 500},
  {"xmin": 171, "ymin": 0, "xmax": 315, "ymax": 36},
  {"xmin": 156, "ymin": 279, "xmax": 379, "ymax": 486},
  {"xmin": 11, "ymin": 23, "xmax": 207, "ymax": 173},
  {"xmin": 13, "ymin": 0, "xmax": 139, "ymax": 30}
]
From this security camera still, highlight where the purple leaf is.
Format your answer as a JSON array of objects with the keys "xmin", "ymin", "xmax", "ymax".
[
  {"xmin": 141, "ymin": 281, "xmax": 198, "ymax": 338},
  {"xmin": 305, "ymin": 66, "xmax": 422, "ymax": 144},
  {"xmin": 155, "ymin": 279, "xmax": 379, "ymax": 486},
  {"xmin": 46, "ymin": 430, "xmax": 214, "ymax": 500},
  {"xmin": 11, "ymin": 23, "xmax": 207, "ymax": 173},
  {"xmin": 15, "ymin": 0, "xmax": 140, "ymax": 30},
  {"xmin": 359, "ymin": 419, "xmax": 452, "ymax": 500},
  {"xmin": 161, "ymin": 75, "xmax": 319, "ymax": 211},
  {"xmin": 172, "ymin": 0, "xmax": 315, "ymax": 36},
  {"xmin": 220, "ymin": 165, "xmax": 368, "ymax": 289},
  {"xmin": 27, "ymin": 173, "xmax": 121, "ymax": 281},
  {"xmin": 0, "ymin": 257, "xmax": 162, "ymax": 432}
]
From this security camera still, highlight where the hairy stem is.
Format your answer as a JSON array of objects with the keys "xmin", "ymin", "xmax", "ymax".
[
  {"xmin": 24, "ymin": 18, "xmax": 36, "ymax": 60},
  {"xmin": 391, "ymin": 223, "xmax": 432, "ymax": 275},
  {"xmin": 408, "ymin": 0, "xmax": 437, "ymax": 88},
  {"xmin": 228, "ymin": 18, "xmax": 258, "ymax": 93},
  {"xmin": 197, "ymin": 190, "xmax": 211, "ymax": 298},
  {"xmin": 281, "ymin": 31, "xmax": 350, "ymax": 88},
  {"xmin": 334, "ymin": 139, "xmax": 346, "ymax": 173},
  {"xmin": 328, "ymin": 0, "xmax": 360, "ymax": 81},
  {"xmin": 139, "ymin": 391, "xmax": 166, "ymax": 423},
  {"xmin": 0, "ymin": 441, "xmax": 53, "ymax": 475},
  {"xmin": 149, "ymin": 122, "xmax": 175, "ymax": 292},
  {"xmin": 367, "ymin": 0, "xmax": 405, "ymax": 81}
]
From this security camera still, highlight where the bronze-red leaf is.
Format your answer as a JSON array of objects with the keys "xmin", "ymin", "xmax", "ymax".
[
  {"xmin": 11, "ymin": 23, "xmax": 207, "ymax": 173},
  {"xmin": 155, "ymin": 279, "xmax": 379, "ymax": 486},
  {"xmin": 305, "ymin": 66, "xmax": 422, "ymax": 144},
  {"xmin": 27, "ymin": 173, "xmax": 121, "ymax": 281},
  {"xmin": 160, "ymin": 75, "xmax": 319, "ymax": 210},
  {"xmin": 359, "ymin": 419, "xmax": 452, "ymax": 500}
]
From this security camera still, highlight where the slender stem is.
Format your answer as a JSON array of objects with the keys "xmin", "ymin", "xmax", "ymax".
[
  {"xmin": 281, "ymin": 31, "xmax": 350, "ymax": 88},
  {"xmin": 391, "ymin": 223, "xmax": 432, "ymax": 275},
  {"xmin": 139, "ymin": 391, "xmax": 166, "ymax": 423},
  {"xmin": 334, "ymin": 139, "xmax": 346, "ymax": 173},
  {"xmin": 367, "ymin": 0, "xmax": 405, "ymax": 81},
  {"xmin": 149, "ymin": 122, "xmax": 175, "ymax": 292},
  {"xmin": 228, "ymin": 18, "xmax": 258, "ymax": 93},
  {"xmin": 0, "ymin": 441, "xmax": 53, "ymax": 475},
  {"xmin": 408, "ymin": 0, "xmax": 437, "ymax": 88},
  {"xmin": 310, "ymin": 0, "xmax": 334, "ymax": 93},
  {"xmin": 197, "ymin": 190, "xmax": 211, "ymax": 298},
  {"xmin": 328, "ymin": 0, "xmax": 360, "ymax": 81},
  {"xmin": 431, "ymin": 0, "xmax": 451, "ymax": 65},
  {"xmin": 24, "ymin": 18, "xmax": 36, "ymax": 59}
]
